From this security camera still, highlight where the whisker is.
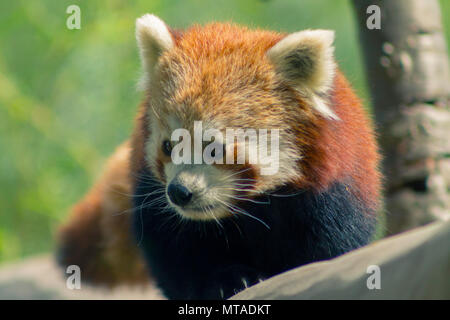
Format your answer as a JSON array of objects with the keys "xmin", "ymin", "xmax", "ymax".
[
  {"xmin": 206, "ymin": 204, "xmax": 223, "ymax": 230},
  {"xmin": 222, "ymin": 194, "xmax": 270, "ymax": 205},
  {"xmin": 110, "ymin": 187, "xmax": 166, "ymax": 198},
  {"xmin": 115, "ymin": 191, "xmax": 166, "ymax": 216},
  {"xmin": 232, "ymin": 183, "xmax": 256, "ymax": 187},
  {"xmin": 136, "ymin": 190, "xmax": 155, "ymax": 246},
  {"xmin": 215, "ymin": 198, "xmax": 270, "ymax": 230},
  {"xmin": 220, "ymin": 167, "xmax": 253, "ymax": 181},
  {"xmin": 111, "ymin": 194, "xmax": 164, "ymax": 216},
  {"xmin": 269, "ymin": 190, "xmax": 305, "ymax": 197},
  {"xmin": 218, "ymin": 187, "xmax": 263, "ymax": 195}
]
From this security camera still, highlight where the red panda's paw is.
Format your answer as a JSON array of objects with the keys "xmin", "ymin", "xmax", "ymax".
[{"xmin": 202, "ymin": 265, "xmax": 265, "ymax": 300}]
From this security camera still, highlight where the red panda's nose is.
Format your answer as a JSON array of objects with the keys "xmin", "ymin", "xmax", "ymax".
[{"xmin": 167, "ymin": 183, "xmax": 193, "ymax": 207}]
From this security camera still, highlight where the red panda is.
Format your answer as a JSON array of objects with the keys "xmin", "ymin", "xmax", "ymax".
[{"xmin": 58, "ymin": 14, "xmax": 381, "ymax": 299}]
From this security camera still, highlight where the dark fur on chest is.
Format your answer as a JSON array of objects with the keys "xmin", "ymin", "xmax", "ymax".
[{"xmin": 132, "ymin": 169, "xmax": 376, "ymax": 299}]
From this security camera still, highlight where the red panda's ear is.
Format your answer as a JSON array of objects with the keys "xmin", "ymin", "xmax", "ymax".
[
  {"xmin": 267, "ymin": 30, "xmax": 338, "ymax": 120},
  {"xmin": 136, "ymin": 14, "xmax": 174, "ymax": 76}
]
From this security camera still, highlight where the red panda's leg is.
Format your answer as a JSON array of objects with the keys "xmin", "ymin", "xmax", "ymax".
[{"xmin": 56, "ymin": 141, "xmax": 149, "ymax": 286}]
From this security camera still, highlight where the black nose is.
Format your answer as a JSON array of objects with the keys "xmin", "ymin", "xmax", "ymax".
[{"xmin": 167, "ymin": 183, "xmax": 193, "ymax": 207}]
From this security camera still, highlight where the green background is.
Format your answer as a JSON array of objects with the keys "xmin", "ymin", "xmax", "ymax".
[{"xmin": 1, "ymin": 0, "xmax": 449, "ymax": 263}]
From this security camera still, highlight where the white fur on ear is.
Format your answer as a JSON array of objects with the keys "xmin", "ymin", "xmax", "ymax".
[
  {"xmin": 136, "ymin": 14, "xmax": 174, "ymax": 74},
  {"xmin": 267, "ymin": 30, "xmax": 338, "ymax": 120}
]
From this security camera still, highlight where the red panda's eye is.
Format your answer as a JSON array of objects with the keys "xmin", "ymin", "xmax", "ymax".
[{"xmin": 162, "ymin": 140, "xmax": 172, "ymax": 157}]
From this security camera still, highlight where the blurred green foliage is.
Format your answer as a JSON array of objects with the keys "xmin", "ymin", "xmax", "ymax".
[{"xmin": 0, "ymin": 0, "xmax": 449, "ymax": 263}]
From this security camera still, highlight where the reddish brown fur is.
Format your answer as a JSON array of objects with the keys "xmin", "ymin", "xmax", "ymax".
[{"xmin": 299, "ymin": 73, "xmax": 380, "ymax": 209}]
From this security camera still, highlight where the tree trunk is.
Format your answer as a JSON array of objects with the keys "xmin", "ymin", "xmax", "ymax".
[{"xmin": 352, "ymin": 0, "xmax": 450, "ymax": 235}]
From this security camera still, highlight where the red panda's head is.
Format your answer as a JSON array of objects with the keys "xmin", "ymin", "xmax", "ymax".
[{"xmin": 132, "ymin": 15, "xmax": 377, "ymax": 221}]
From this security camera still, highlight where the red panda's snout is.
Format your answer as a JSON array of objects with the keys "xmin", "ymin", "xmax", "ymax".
[{"xmin": 162, "ymin": 161, "xmax": 247, "ymax": 221}]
